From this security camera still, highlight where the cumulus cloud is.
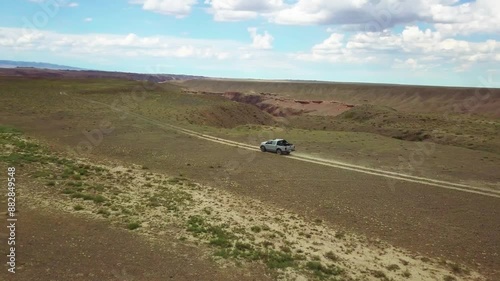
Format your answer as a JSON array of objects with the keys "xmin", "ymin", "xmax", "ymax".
[
  {"xmin": 393, "ymin": 58, "xmax": 440, "ymax": 71},
  {"xmin": 432, "ymin": 0, "xmax": 500, "ymax": 36},
  {"xmin": 294, "ymin": 25, "xmax": 500, "ymax": 70},
  {"xmin": 0, "ymin": 27, "xmax": 238, "ymax": 60},
  {"xmin": 311, "ymin": 33, "xmax": 345, "ymax": 56},
  {"xmin": 84, "ymin": 17, "xmax": 93, "ymax": 22},
  {"xmin": 394, "ymin": 58, "xmax": 421, "ymax": 69},
  {"xmin": 295, "ymin": 32, "xmax": 377, "ymax": 63},
  {"xmin": 124, "ymin": 0, "xmax": 500, "ymax": 37},
  {"xmin": 124, "ymin": 0, "xmax": 500, "ymax": 39},
  {"xmin": 130, "ymin": 0, "xmax": 197, "ymax": 18},
  {"xmin": 199, "ymin": 0, "xmax": 500, "ymax": 36},
  {"xmin": 268, "ymin": 0, "xmax": 481, "ymax": 31},
  {"xmin": 248, "ymin": 27, "xmax": 274, "ymax": 49},
  {"xmin": 204, "ymin": 0, "xmax": 284, "ymax": 21}
]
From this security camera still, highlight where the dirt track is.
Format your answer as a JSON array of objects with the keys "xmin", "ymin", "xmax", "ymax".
[{"xmin": 66, "ymin": 93, "xmax": 500, "ymax": 199}]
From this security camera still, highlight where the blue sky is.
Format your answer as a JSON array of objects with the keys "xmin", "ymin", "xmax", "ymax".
[{"xmin": 0, "ymin": 0, "xmax": 499, "ymax": 87}]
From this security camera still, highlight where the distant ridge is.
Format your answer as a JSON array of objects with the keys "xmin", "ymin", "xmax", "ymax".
[
  {"xmin": 0, "ymin": 63, "xmax": 206, "ymax": 82},
  {"xmin": 0, "ymin": 60, "xmax": 84, "ymax": 70}
]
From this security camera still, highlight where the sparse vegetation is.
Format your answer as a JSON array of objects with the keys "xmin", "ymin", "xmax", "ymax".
[
  {"xmin": 448, "ymin": 262, "xmax": 468, "ymax": 275},
  {"xmin": 70, "ymin": 192, "xmax": 107, "ymax": 204},
  {"xmin": 280, "ymin": 246, "xmax": 291, "ymax": 253},
  {"xmin": 73, "ymin": 205, "xmax": 84, "ymax": 211},
  {"xmin": 261, "ymin": 241, "xmax": 273, "ymax": 248},
  {"xmin": 264, "ymin": 250, "xmax": 296, "ymax": 269},
  {"xmin": 371, "ymin": 270, "xmax": 387, "ymax": 279},
  {"xmin": 334, "ymin": 231, "xmax": 346, "ymax": 239},
  {"xmin": 421, "ymin": 257, "xmax": 431, "ymax": 263},
  {"xmin": 443, "ymin": 275, "xmax": 456, "ymax": 281},
  {"xmin": 324, "ymin": 251, "xmax": 340, "ymax": 261},
  {"xmin": 306, "ymin": 261, "xmax": 343, "ymax": 277},
  {"xmin": 167, "ymin": 177, "xmax": 181, "ymax": 184},
  {"xmin": 127, "ymin": 222, "xmax": 141, "ymax": 230},
  {"xmin": 97, "ymin": 208, "xmax": 111, "ymax": 217},
  {"xmin": 386, "ymin": 264, "xmax": 400, "ymax": 271},
  {"xmin": 148, "ymin": 188, "xmax": 192, "ymax": 210},
  {"xmin": 250, "ymin": 226, "xmax": 262, "ymax": 233}
]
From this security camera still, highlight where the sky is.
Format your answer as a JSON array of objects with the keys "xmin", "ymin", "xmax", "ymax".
[{"xmin": 0, "ymin": 0, "xmax": 499, "ymax": 87}]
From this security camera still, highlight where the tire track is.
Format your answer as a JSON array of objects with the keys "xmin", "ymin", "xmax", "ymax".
[
  {"xmin": 160, "ymin": 122, "xmax": 500, "ymax": 199},
  {"xmin": 75, "ymin": 95, "xmax": 500, "ymax": 199}
]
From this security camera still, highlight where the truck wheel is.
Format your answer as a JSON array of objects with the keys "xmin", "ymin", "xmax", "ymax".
[
  {"xmin": 276, "ymin": 149, "xmax": 282, "ymax": 155},
  {"xmin": 260, "ymin": 146, "xmax": 266, "ymax": 152}
]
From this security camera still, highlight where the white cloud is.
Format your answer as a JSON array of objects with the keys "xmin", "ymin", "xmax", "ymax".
[
  {"xmin": 295, "ymin": 32, "xmax": 375, "ymax": 63},
  {"xmin": 240, "ymin": 53, "xmax": 253, "ymax": 59},
  {"xmin": 393, "ymin": 58, "xmax": 439, "ymax": 71},
  {"xmin": 0, "ymin": 27, "xmax": 247, "ymax": 61},
  {"xmin": 268, "ymin": 0, "xmax": 471, "ymax": 29},
  {"xmin": 431, "ymin": 0, "xmax": 500, "ymax": 36},
  {"xmin": 396, "ymin": 58, "xmax": 420, "ymax": 69},
  {"xmin": 248, "ymin": 27, "xmax": 274, "ymax": 49},
  {"xmin": 312, "ymin": 33, "xmax": 345, "ymax": 55},
  {"xmin": 29, "ymin": 0, "xmax": 80, "ymax": 7},
  {"xmin": 84, "ymin": 17, "xmax": 93, "ymax": 22},
  {"xmin": 0, "ymin": 26, "xmax": 305, "ymax": 77},
  {"xmin": 175, "ymin": 45, "xmax": 195, "ymax": 57},
  {"xmin": 130, "ymin": 0, "xmax": 197, "ymax": 18},
  {"xmin": 198, "ymin": 0, "xmax": 500, "ymax": 37},
  {"xmin": 204, "ymin": 0, "xmax": 284, "ymax": 21},
  {"xmin": 294, "ymin": 25, "xmax": 500, "ymax": 69},
  {"xmin": 124, "ymin": 0, "xmax": 500, "ymax": 38}
]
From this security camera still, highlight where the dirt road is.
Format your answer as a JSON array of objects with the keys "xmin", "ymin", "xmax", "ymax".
[{"xmin": 74, "ymin": 95, "xmax": 500, "ymax": 199}]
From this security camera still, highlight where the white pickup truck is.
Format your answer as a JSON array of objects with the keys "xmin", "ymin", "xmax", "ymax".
[{"xmin": 260, "ymin": 139, "xmax": 295, "ymax": 155}]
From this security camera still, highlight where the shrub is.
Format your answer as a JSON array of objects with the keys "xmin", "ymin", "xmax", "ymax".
[{"xmin": 127, "ymin": 222, "xmax": 141, "ymax": 230}]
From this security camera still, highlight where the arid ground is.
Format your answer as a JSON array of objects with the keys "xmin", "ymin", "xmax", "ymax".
[{"xmin": 0, "ymin": 69, "xmax": 499, "ymax": 281}]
